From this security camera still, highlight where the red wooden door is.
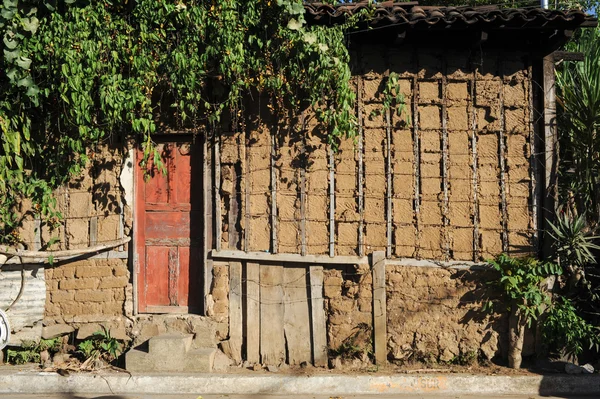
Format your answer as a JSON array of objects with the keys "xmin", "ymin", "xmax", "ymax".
[{"xmin": 135, "ymin": 141, "xmax": 203, "ymax": 313}]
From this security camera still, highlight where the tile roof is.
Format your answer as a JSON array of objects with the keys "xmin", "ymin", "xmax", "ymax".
[{"xmin": 304, "ymin": 2, "xmax": 597, "ymax": 30}]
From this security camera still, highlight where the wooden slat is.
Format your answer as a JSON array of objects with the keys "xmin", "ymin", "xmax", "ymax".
[
  {"xmin": 372, "ymin": 251, "xmax": 387, "ymax": 366},
  {"xmin": 228, "ymin": 261, "xmax": 243, "ymax": 365},
  {"xmin": 309, "ymin": 265, "xmax": 327, "ymax": 367},
  {"xmin": 283, "ymin": 266, "xmax": 311, "ymax": 365},
  {"xmin": 328, "ymin": 147, "xmax": 335, "ymax": 258},
  {"xmin": 212, "ymin": 249, "xmax": 368, "ymax": 265},
  {"xmin": 441, "ymin": 75, "xmax": 450, "ymax": 260},
  {"xmin": 168, "ymin": 247, "xmax": 179, "ymax": 306},
  {"xmin": 245, "ymin": 262, "xmax": 260, "ymax": 364},
  {"xmin": 499, "ymin": 66, "xmax": 509, "ymax": 253},
  {"xmin": 470, "ymin": 75, "xmax": 480, "ymax": 260},
  {"xmin": 89, "ymin": 216, "xmax": 98, "ymax": 246},
  {"xmin": 203, "ymin": 132, "xmax": 213, "ymax": 315},
  {"xmin": 271, "ymin": 131, "xmax": 278, "ymax": 254},
  {"xmin": 260, "ymin": 264, "xmax": 285, "ymax": 365},
  {"xmin": 529, "ymin": 64, "xmax": 540, "ymax": 254},
  {"xmin": 412, "ymin": 75, "xmax": 421, "ymax": 257},
  {"xmin": 214, "ymin": 132, "xmax": 222, "ymax": 251}
]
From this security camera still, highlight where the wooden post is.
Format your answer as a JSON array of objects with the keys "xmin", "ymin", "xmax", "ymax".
[
  {"xmin": 372, "ymin": 251, "xmax": 387, "ymax": 366},
  {"xmin": 203, "ymin": 132, "xmax": 214, "ymax": 315},
  {"xmin": 214, "ymin": 132, "xmax": 222, "ymax": 252},
  {"xmin": 271, "ymin": 131, "xmax": 278, "ymax": 254},
  {"xmin": 470, "ymin": 74, "xmax": 480, "ymax": 261},
  {"xmin": 385, "ymin": 94, "xmax": 393, "ymax": 259},
  {"xmin": 228, "ymin": 261, "xmax": 243, "ymax": 364},
  {"xmin": 441, "ymin": 76, "xmax": 450, "ymax": 260},
  {"xmin": 245, "ymin": 262, "xmax": 260, "ymax": 364},
  {"xmin": 529, "ymin": 63, "xmax": 540, "ymax": 255},
  {"xmin": 309, "ymin": 265, "xmax": 327, "ymax": 367},
  {"xmin": 542, "ymin": 54, "xmax": 558, "ymax": 258},
  {"xmin": 328, "ymin": 147, "xmax": 335, "ymax": 257},
  {"xmin": 357, "ymin": 76, "xmax": 365, "ymax": 257},
  {"xmin": 412, "ymin": 76, "xmax": 421, "ymax": 258},
  {"xmin": 499, "ymin": 66, "xmax": 509, "ymax": 253}
]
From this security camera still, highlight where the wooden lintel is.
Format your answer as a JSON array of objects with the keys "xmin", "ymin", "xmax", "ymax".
[{"xmin": 553, "ymin": 51, "xmax": 584, "ymax": 62}]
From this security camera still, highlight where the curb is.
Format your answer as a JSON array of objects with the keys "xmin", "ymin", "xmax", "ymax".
[{"xmin": 1, "ymin": 371, "xmax": 600, "ymax": 396}]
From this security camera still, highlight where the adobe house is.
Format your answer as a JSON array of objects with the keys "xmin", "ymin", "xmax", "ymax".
[{"xmin": 0, "ymin": 3, "xmax": 595, "ymax": 370}]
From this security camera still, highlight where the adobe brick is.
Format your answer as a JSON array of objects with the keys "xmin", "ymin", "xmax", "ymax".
[
  {"xmin": 59, "ymin": 278, "xmax": 99, "ymax": 290},
  {"xmin": 98, "ymin": 276, "xmax": 129, "ymax": 289},
  {"xmin": 51, "ymin": 291, "xmax": 75, "ymax": 303},
  {"xmin": 75, "ymin": 265, "xmax": 113, "ymax": 278},
  {"xmin": 74, "ymin": 289, "xmax": 112, "ymax": 302}
]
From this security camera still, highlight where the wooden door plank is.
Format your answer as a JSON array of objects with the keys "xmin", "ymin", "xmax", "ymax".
[
  {"xmin": 245, "ymin": 262, "xmax": 260, "ymax": 364},
  {"xmin": 372, "ymin": 251, "xmax": 387, "ymax": 365},
  {"xmin": 260, "ymin": 264, "xmax": 285, "ymax": 365},
  {"xmin": 283, "ymin": 266, "xmax": 311, "ymax": 365},
  {"xmin": 168, "ymin": 247, "xmax": 179, "ymax": 306},
  {"xmin": 229, "ymin": 261, "xmax": 243, "ymax": 364},
  {"xmin": 309, "ymin": 265, "xmax": 327, "ymax": 367}
]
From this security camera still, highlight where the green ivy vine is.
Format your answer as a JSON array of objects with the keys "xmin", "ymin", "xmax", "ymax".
[{"xmin": 0, "ymin": 0, "xmax": 373, "ymax": 244}]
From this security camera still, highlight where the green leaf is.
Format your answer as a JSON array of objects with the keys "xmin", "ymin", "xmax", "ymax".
[
  {"xmin": 16, "ymin": 56, "xmax": 31, "ymax": 70},
  {"xmin": 21, "ymin": 17, "xmax": 39, "ymax": 34},
  {"xmin": 287, "ymin": 18, "xmax": 302, "ymax": 31}
]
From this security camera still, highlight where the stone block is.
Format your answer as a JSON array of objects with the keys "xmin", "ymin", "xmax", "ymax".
[{"xmin": 42, "ymin": 324, "xmax": 74, "ymax": 339}]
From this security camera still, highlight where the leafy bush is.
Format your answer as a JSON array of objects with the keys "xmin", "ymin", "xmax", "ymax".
[
  {"xmin": 542, "ymin": 297, "xmax": 600, "ymax": 358},
  {"xmin": 486, "ymin": 254, "xmax": 562, "ymax": 326},
  {"xmin": 548, "ymin": 212, "xmax": 599, "ymax": 270},
  {"xmin": 77, "ymin": 326, "xmax": 123, "ymax": 362},
  {"xmin": 5, "ymin": 337, "xmax": 61, "ymax": 365}
]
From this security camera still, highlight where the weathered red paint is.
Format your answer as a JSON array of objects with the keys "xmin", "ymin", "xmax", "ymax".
[{"xmin": 135, "ymin": 142, "xmax": 203, "ymax": 313}]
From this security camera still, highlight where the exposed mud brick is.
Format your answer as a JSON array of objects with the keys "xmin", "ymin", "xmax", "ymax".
[
  {"xmin": 421, "ymin": 130, "xmax": 441, "ymax": 153},
  {"xmin": 387, "ymin": 266, "xmax": 505, "ymax": 363},
  {"xmin": 508, "ymin": 232, "xmax": 533, "ymax": 256},
  {"xmin": 503, "ymin": 80, "xmax": 527, "ymax": 107},
  {"xmin": 279, "ymin": 221, "xmax": 300, "ymax": 253},
  {"xmin": 477, "ymin": 135, "xmax": 499, "ymax": 165},
  {"xmin": 392, "ymin": 173, "xmax": 414, "ymax": 200},
  {"xmin": 337, "ymin": 222, "xmax": 358, "ymax": 246},
  {"xmin": 17, "ymin": 218, "xmax": 36, "ymax": 249},
  {"xmin": 97, "ymin": 215, "xmax": 120, "ymax": 242},
  {"xmin": 507, "ymin": 202, "xmax": 530, "ymax": 231},
  {"xmin": 479, "ymin": 182, "xmax": 501, "ymax": 204},
  {"xmin": 419, "ymin": 227, "xmax": 443, "ymax": 258},
  {"xmin": 448, "ymin": 131, "xmax": 470, "ymax": 157},
  {"xmin": 392, "ymin": 130, "xmax": 414, "ymax": 161},
  {"xmin": 505, "ymin": 107, "xmax": 529, "ymax": 133},
  {"xmin": 394, "ymin": 226, "xmax": 416, "ymax": 257},
  {"xmin": 51, "ymin": 291, "xmax": 75, "ymax": 303},
  {"xmin": 249, "ymin": 193, "xmax": 269, "ymax": 217},
  {"xmin": 42, "ymin": 223, "xmax": 64, "ymax": 250},
  {"xmin": 68, "ymin": 192, "xmax": 92, "ymax": 218},
  {"xmin": 419, "ymin": 106, "xmax": 441, "ymax": 130},
  {"xmin": 451, "ymin": 227, "xmax": 475, "ymax": 253},
  {"xmin": 362, "ymin": 77, "xmax": 384, "ymax": 103},
  {"xmin": 447, "ymin": 82, "xmax": 469, "ymax": 104},
  {"xmin": 277, "ymin": 193, "xmax": 297, "ymax": 220},
  {"xmin": 97, "ymin": 275, "xmax": 129, "ymax": 290},
  {"xmin": 447, "ymin": 106, "xmax": 469, "ymax": 131},
  {"xmin": 307, "ymin": 221, "xmax": 328, "ymax": 254},
  {"xmin": 476, "ymin": 107, "xmax": 501, "ymax": 131},
  {"xmin": 364, "ymin": 104, "xmax": 386, "ymax": 128},
  {"xmin": 59, "ymin": 278, "xmax": 99, "ymax": 291},
  {"xmin": 364, "ymin": 128, "xmax": 386, "ymax": 156},
  {"xmin": 323, "ymin": 271, "xmax": 343, "ymax": 298},
  {"xmin": 336, "ymin": 196, "xmax": 359, "ymax": 222},
  {"xmin": 419, "ymin": 81, "xmax": 440, "ymax": 103},
  {"xmin": 364, "ymin": 197, "xmax": 385, "ymax": 223},
  {"xmin": 220, "ymin": 133, "xmax": 242, "ymax": 164},
  {"xmin": 75, "ymin": 263, "xmax": 113, "ymax": 279},
  {"xmin": 478, "ymin": 164, "xmax": 500, "ymax": 183},
  {"xmin": 506, "ymin": 134, "xmax": 529, "ymax": 162},
  {"xmin": 74, "ymin": 290, "xmax": 113, "ymax": 303},
  {"xmin": 479, "ymin": 205, "xmax": 502, "ymax": 230},
  {"xmin": 420, "ymin": 201, "xmax": 442, "ymax": 226},
  {"xmin": 392, "ymin": 199, "xmax": 413, "ymax": 225},
  {"xmin": 448, "ymin": 201, "xmax": 472, "ymax": 228},
  {"xmin": 365, "ymin": 223, "xmax": 386, "ymax": 251},
  {"xmin": 66, "ymin": 219, "xmax": 89, "ymax": 249},
  {"xmin": 421, "ymin": 178, "xmax": 442, "ymax": 198},
  {"xmin": 448, "ymin": 164, "xmax": 471, "ymax": 184},
  {"xmin": 481, "ymin": 230, "xmax": 503, "ymax": 257},
  {"xmin": 475, "ymin": 80, "xmax": 501, "ymax": 107},
  {"xmin": 508, "ymin": 181, "xmax": 529, "ymax": 199}
]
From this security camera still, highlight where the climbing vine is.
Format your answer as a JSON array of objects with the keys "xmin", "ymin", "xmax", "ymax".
[{"xmin": 0, "ymin": 0, "xmax": 372, "ymax": 244}]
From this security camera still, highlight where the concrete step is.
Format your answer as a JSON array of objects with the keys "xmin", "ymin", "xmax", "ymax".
[{"xmin": 126, "ymin": 333, "xmax": 215, "ymax": 373}]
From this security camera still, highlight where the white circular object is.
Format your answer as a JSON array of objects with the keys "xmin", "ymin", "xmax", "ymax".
[{"xmin": 0, "ymin": 309, "xmax": 10, "ymax": 350}]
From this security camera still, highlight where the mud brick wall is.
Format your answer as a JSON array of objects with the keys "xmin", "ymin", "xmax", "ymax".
[
  {"xmin": 323, "ymin": 264, "xmax": 373, "ymax": 351},
  {"xmin": 15, "ymin": 144, "xmax": 134, "ymax": 328},
  {"xmin": 217, "ymin": 44, "xmax": 537, "ymax": 261},
  {"xmin": 386, "ymin": 265, "xmax": 508, "ymax": 363},
  {"xmin": 44, "ymin": 259, "xmax": 130, "ymax": 325}
]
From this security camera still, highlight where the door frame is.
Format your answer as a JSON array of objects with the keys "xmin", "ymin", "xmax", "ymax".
[{"xmin": 133, "ymin": 134, "xmax": 210, "ymax": 315}]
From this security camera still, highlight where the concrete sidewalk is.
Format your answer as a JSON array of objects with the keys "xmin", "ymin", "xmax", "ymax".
[{"xmin": 1, "ymin": 370, "xmax": 600, "ymax": 397}]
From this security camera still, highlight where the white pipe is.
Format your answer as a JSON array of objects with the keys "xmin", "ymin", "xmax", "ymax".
[{"xmin": 542, "ymin": 0, "xmax": 549, "ymax": 9}]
